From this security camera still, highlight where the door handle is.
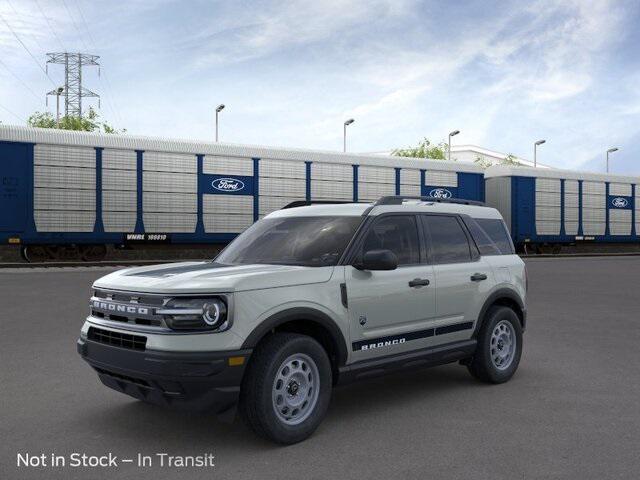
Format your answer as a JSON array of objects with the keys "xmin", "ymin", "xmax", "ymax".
[
  {"xmin": 409, "ymin": 278, "xmax": 430, "ymax": 288},
  {"xmin": 470, "ymin": 273, "xmax": 488, "ymax": 282}
]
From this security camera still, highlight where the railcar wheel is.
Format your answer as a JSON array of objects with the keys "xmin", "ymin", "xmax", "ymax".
[
  {"xmin": 22, "ymin": 245, "xmax": 49, "ymax": 263},
  {"xmin": 80, "ymin": 245, "xmax": 107, "ymax": 262}
]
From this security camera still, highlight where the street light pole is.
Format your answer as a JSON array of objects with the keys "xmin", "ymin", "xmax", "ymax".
[
  {"xmin": 606, "ymin": 147, "xmax": 619, "ymax": 173},
  {"xmin": 448, "ymin": 130, "xmax": 460, "ymax": 161},
  {"xmin": 55, "ymin": 87, "xmax": 64, "ymax": 127},
  {"xmin": 343, "ymin": 118, "xmax": 354, "ymax": 152},
  {"xmin": 534, "ymin": 139, "xmax": 546, "ymax": 167},
  {"xmin": 215, "ymin": 104, "xmax": 225, "ymax": 142}
]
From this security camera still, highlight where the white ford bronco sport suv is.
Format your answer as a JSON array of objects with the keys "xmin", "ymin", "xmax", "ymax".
[{"xmin": 78, "ymin": 196, "xmax": 526, "ymax": 444}]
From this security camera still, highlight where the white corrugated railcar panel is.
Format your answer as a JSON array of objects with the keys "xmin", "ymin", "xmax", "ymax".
[
  {"xmin": 582, "ymin": 208, "xmax": 606, "ymax": 221},
  {"xmin": 535, "ymin": 178, "xmax": 561, "ymax": 192},
  {"xmin": 34, "ymin": 165, "xmax": 95, "ymax": 190},
  {"xmin": 144, "ymin": 192, "xmax": 197, "ymax": 213},
  {"xmin": 204, "ymin": 156, "xmax": 253, "ymax": 175},
  {"xmin": 565, "ymin": 222, "xmax": 579, "ymax": 235},
  {"xmin": 103, "ymin": 190, "xmax": 136, "ymax": 212},
  {"xmin": 609, "ymin": 183, "xmax": 632, "ymax": 196},
  {"xmin": 34, "ymin": 210, "xmax": 95, "ymax": 232},
  {"xmin": 582, "ymin": 222, "xmax": 605, "ymax": 235},
  {"xmin": 564, "ymin": 206, "xmax": 579, "ymax": 223},
  {"xmin": 426, "ymin": 170, "xmax": 457, "ymax": 187},
  {"xmin": 536, "ymin": 221, "xmax": 560, "ymax": 235},
  {"xmin": 144, "ymin": 213, "xmax": 196, "ymax": 232},
  {"xmin": 358, "ymin": 166, "xmax": 395, "ymax": 184},
  {"xmin": 582, "ymin": 181, "xmax": 606, "ymax": 195},
  {"xmin": 143, "ymin": 151, "xmax": 196, "ymax": 173},
  {"xmin": 34, "ymin": 144, "xmax": 95, "ymax": 168},
  {"xmin": 34, "ymin": 188, "xmax": 95, "ymax": 211},
  {"xmin": 311, "ymin": 163, "xmax": 352, "ymax": 181},
  {"xmin": 564, "ymin": 192, "xmax": 579, "ymax": 208},
  {"xmin": 401, "ymin": 169, "xmax": 420, "ymax": 185},
  {"xmin": 259, "ymin": 159, "xmax": 305, "ymax": 179},
  {"xmin": 400, "ymin": 184, "xmax": 421, "ymax": 196},
  {"xmin": 535, "ymin": 206, "xmax": 561, "ymax": 221},
  {"xmin": 609, "ymin": 209, "xmax": 631, "ymax": 235},
  {"xmin": 259, "ymin": 196, "xmax": 301, "ymax": 215},
  {"xmin": 103, "ymin": 149, "xmax": 136, "ymax": 170},
  {"xmin": 358, "ymin": 182, "xmax": 396, "ymax": 201},
  {"xmin": 564, "ymin": 180, "xmax": 579, "ymax": 193},
  {"xmin": 204, "ymin": 214, "xmax": 253, "ymax": 233},
  {"xmin": 203, "ymin": 194, "xmax": 253, "ymax": 215},
  {"xmin": 103, "ymin": 169, "xmax": 136, "ymax": 191},
  {"xmin": 582, "ymin": 195, "xmax": 605, "ymax": 208},
  {"xmin": 311, "ymin": 180, "xmax": 352, "ymax": 200},
  {"xmin": 259, "ymin": 177, "xmax": 306, "ymax": 197},
  {"xmin": 103, "ymin": 212, "xmax": 136, "ymax": 232},
  {"xmin": 143, "ymin": 171, "xmax": 196, "ymax": 193},
  {"xmin": 535, "ymin": 191, "xmax": 561, "ymax": 207}
]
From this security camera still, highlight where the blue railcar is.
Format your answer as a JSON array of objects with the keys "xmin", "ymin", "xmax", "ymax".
[
  {"xmin": 0, "ymin": 125, "xmax": 485, "ymax": 260},
  {"xmin": 485, "ymin": 165, "xmax": 639, "ymax": 253}
]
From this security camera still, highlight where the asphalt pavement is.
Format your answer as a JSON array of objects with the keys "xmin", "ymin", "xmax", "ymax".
[{"xmin": 1, "ymin": 257, "xmax": 639, "ymax": 480}]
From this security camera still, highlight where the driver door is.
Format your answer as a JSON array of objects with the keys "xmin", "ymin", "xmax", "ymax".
[{"xmin": 345, "ymin": 214, "xmax": 436, "ymax": 361}]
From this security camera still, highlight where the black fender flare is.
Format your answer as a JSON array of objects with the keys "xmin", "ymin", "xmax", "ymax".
[
  {"xmin": 473, "ymin": 288, "xmax": 526, "ymax": 337},
  {"xmin": 241, "ymin": 307, "xmax": 349, "ymax": 366}
]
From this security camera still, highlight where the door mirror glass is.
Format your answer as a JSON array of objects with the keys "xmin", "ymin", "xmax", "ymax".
[{"xmin": 357, "ymin": 249, "xmax": 398, "ymax": 271}]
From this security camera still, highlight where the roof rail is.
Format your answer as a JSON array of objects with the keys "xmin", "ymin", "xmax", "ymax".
[
  {"xmin": 374, "ymin": 196, "xmax": 485, "ymax": 206},
  {"xmin": 281, "ymin": 200, "xmax": 362, "ymax": 210}
]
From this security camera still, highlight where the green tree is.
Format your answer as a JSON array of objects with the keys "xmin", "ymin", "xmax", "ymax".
[
  {"xmin": 27, "ymin": 107, "xmax": 125, "ymax": 134},
  {"xmin": 392, "ymin": 138, "xmax": 450, "ymax": 160},
  {"xmin": 474, "ymin": 152, "xmax": 522, "ymax": 169}
]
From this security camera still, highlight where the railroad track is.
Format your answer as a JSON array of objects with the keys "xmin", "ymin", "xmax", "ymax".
[{"xmin": 2, "ymin": 252, "xmax": 640, "ymax": 269}]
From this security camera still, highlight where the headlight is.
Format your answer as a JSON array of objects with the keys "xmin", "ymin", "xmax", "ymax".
[{"xmin": 158, "ymin": 297, "xmax": 229, "ymax": 332}]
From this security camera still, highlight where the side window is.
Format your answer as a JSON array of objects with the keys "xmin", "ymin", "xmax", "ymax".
[
  {"xmin": 422, "ymin": 215, "xmax": 472, "ymax": 264},
  {"xmin": 360, "ymin": 215, "xmax": 420, "ymax": 265},
  {"xmin": 463, "ymin": 217, "xmax": 501, "ymax": 256},
  {"xmin": 475, "ymin": 218, "xmax": 515, "ymax": 254}
]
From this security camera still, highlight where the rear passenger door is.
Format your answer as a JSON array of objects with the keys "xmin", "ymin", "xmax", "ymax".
[{"xmin": 420, "ymin": 215, "xmax": 492, "ymax": 340}]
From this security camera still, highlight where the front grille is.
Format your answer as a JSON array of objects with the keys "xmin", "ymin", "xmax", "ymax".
[
  {"xmin": 88, "ymin": 326, "xmax": 147, "ymax": 351},
  {"xmin": 90, "ymin": 289, "xmax": 166, "ymax": 329}
]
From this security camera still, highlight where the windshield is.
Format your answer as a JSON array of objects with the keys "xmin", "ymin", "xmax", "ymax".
[{"xmin": 215, "ymin": 216, "xmax": 363, "ymax": 267}]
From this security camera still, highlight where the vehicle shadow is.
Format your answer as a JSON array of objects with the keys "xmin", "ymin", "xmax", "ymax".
[{"xmin": 77, "ymin": 362, "xmax": 497, "ymax": 450}]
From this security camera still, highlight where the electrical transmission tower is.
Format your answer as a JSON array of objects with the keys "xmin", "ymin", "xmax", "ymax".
[{"xmin": 46, "ymin": 53, "xmax": 100, "ymax": 118}]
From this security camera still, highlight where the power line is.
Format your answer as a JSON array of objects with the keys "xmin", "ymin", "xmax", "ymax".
[
  {"xmin": 60, "ymin": 0, "xmax": 90, "ymax": 51},
  {"xmin": 34, "ymin": 0, "xmax": 67, "ymax": 52},
  {"xmin": 70, "ymin": 0, "xmax": 124, "ymax": 125},
  {"xmin": 0, "ymin": 102, "xmax": 23, "ymax": 122},
  {"xmin": 0, "ymin": 12, "xmax": 57, "ymax": 88},
  {"xmin": 6, "ymin": 0, "xmax": 47, "ymax": 53},
  {"xmin": 0, "ymin": 58, "xmax": 42, "ymax": 101}
]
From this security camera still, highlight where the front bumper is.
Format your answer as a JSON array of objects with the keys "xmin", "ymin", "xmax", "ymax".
[{"xmin": 77, "ymin": 337, "xmax": 251, "ymax": 414}]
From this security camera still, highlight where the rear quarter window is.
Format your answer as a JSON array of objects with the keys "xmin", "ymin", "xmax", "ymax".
[{"xmin": 464, "ymin": 217, "xmax": 515, "ymax": 255}]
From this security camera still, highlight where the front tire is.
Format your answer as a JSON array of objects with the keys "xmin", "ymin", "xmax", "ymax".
[
  {"xmin": 239, "ymin": 333, "xmax": 332, "ymax": 444},
  {"xmin": 467, "ymin": 306, "xmax": 523, "ymax": 383}
]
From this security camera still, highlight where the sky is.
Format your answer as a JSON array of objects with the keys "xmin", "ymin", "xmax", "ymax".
[{"xmin": 1, "ymin": 0, "xmax": 639, "ymax": 174}]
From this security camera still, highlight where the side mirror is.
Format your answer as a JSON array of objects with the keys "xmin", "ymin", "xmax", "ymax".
[{"xmin": 356, "ymin": 249, "xmax": 398, "ymax": 271}]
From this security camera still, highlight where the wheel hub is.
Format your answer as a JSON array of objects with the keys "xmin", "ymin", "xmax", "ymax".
[
  {"xmin": 490, "ymin": 320, "xmax": 516, "ymax": 371},
  {"xmin": 272, "ymin": 353, "xmax": 321, "ymax": 426}
]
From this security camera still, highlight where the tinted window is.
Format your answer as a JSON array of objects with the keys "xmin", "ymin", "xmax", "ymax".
[
  {"xmin": 463, "ymin": 217, "xmax": 501, "ymax": 256},
  {"xmin": 216, "ymin": 216, "xmax": 362, "ymax": 266},
  {"xmin": 422, "ymin": 215, "xmax": 472, "ymax": 264},
  {"xmin": 360, "ymin": 215, "xmax": 420, "ymax": 265},
  {"xmin": 476, "ymin": 218, "xmax": 514, "ymax": 254}
]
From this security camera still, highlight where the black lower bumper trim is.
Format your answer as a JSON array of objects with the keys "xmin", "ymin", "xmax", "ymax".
[{"xmin": 77, "ymin": 338, "xmax": 251, "ymax": 414}]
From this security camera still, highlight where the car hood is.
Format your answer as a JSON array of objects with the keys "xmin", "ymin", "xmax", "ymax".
[{"xmin": 92, "ymin": 261, "xmax": 335, "ymax": 294}]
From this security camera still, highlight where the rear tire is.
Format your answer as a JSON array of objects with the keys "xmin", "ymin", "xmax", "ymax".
[
  {"xmin": 467, "ymin": 306, "xmax": 522, "ymax": 383},
  {"xmin": 239, "ymin": 333, "xmax": 332, "ymax": 444}
]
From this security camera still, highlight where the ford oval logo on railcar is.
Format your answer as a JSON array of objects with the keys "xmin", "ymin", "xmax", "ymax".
[
  {"xmin": 212, "ymin": 178, "xmax": 245, "ymax": 192},
  {"xmin": 428, "ymin": 188, "xmax": 453, "ymax": 199},
  {"xmin": 611, "ymin": 197, "xmax": 629, "ymax": 208}
]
